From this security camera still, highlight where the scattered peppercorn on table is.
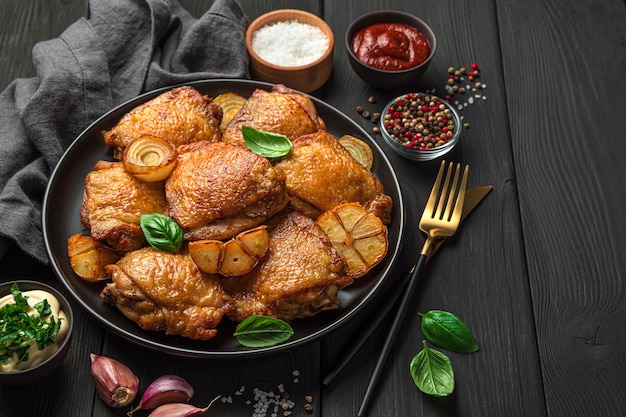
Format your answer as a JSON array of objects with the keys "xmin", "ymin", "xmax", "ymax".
[{"xmin": 1, "ymin": 1, "xmax": 625, "ymax": 417}]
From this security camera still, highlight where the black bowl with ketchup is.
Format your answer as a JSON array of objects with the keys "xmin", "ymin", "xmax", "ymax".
[{"xmin": 346, "ymin": 10, "xmax": 436, "ymax": 89}]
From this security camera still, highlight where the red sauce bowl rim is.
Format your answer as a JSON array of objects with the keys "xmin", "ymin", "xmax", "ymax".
[{"xmin": 345, "ymin": 10, "xmax": 437, "ymax": 74}]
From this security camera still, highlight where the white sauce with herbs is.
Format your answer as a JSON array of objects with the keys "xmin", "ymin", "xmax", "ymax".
[
  {"xmin": 0, "ymin": 290, "xmax": 68, "ymax": 372},
  {"xmin": 252, "ymin": 20, "xmax": 329, "ymax": 67}
]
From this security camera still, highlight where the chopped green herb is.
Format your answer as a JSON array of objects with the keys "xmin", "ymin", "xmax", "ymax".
[{"xmin": 0, "ymin": 284, "xmax": 62, "ymax": 364}]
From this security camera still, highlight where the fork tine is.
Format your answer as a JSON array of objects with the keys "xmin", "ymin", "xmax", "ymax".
[
  {"xmin": 450, "ymin": 164, "xmax": 469, "ymax": 225},
  {"xmin": 442, "ymin": 163, "xmax": 461, "ymax": 221},
  {"xmin": 433, "ymin": 162, "xmax": 454, "ymax": 219},
  {"xmin": 424, "ymin": 160, "xmax": 446, "ymax": 218}
]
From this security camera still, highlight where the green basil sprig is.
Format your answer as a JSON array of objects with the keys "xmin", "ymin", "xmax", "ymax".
[
  {"xmin": 409, "ymin": 310, "xmax": 479, "ymax": 397},
  {"xmin": 242, "ymin": 125, "xmax": 292, "ymax": 158},
  {"xmin": 410, "ymin": 340, "xmax": 455, "ymax": 397},
  {"xmin": 233, "ymin": 315, "xmax": 294, "ymax": 348},
  {"xmin": 140, "ymin": 213, "xmax": 183, "ymax": 253},
  {"xmin": 419, "ymin": 310, "xmax": 479, "ymax": 353}
]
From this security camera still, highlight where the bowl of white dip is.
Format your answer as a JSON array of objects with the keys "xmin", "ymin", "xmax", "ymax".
[
  {"xmin": 246, "ymin": 9, "xmax": 334, "ymax": 93},
  {"xmin": 0, "ymin": 280, "xmax": 73, "ymax": 386}
]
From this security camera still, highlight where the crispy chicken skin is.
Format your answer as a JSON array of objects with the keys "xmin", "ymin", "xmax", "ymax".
[
  {"xmin": 101, "ymin": 247, "xmax": 233, "ymax": 340},
  {"xmin": 274, "ymin": 131, "xmax": 393, "ymax": 224},
  {"xmin": 222, "ymin": 210, "xmax": 351, "ymax": 322},
  {"xmin": 80, "ymin": 161, "xmax": 167, "ymax": 252},
  {"xmin": 165, "ymin": 141, "xmax": 289, "ymax": 241},
  {"xmin": 221, "ymin": 85, "xmax": 325, "ymax": 148},
  {"xmin": 102, "ymin": 86, "xmax": 223, "ymax": 157}
]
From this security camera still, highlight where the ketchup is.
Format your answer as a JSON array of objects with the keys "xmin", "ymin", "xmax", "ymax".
[{"xmin": 351, "ymin": 23, "xmax": 430, "ymax": 71}]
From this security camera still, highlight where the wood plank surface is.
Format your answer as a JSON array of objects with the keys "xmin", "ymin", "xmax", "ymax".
[
  {"xmin": 497, "ymin": 0, "xmax": 626, "ymax": 416},
  {"xmin": 320, "ymin": 0, "xmax": 546, "ymax": 416}
]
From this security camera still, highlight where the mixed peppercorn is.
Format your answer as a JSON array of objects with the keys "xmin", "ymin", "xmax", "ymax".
[
  {"xmin": 444, "ymin": 63, "xmax": 482, "ymax": 101},
  {"xmin": 355, "ymin": 63, "xmax": 485, "ymax": 151},
  {"xmin": 382, "ymin": 93, "xmax": 457, "ymax": 150}
]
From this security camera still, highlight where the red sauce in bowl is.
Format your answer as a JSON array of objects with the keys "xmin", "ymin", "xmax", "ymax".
[{"xmin": 351, "ymin": 23, "xmax": 430, "ymax": 71}]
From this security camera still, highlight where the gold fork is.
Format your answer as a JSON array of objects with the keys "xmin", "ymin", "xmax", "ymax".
[{"xmin": 357, "ymin": 160, "xmax": 469, "ymax": 417}]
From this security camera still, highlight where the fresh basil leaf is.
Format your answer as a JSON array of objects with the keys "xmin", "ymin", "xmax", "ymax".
[
  {"xmin": 140, "ymin": 213, "xmax": 183, "ymax": 253},
  {"xmin": 233, "ymin": 315, "xmax": 294, "ymax": 348},
  {"xmin": 242, "ymin": 125, "xmax": 292, "ymax": 158},
  {"xmin": 419, "ymin": 310, "xmax": 479, "ymax": 353},
  {"xmin": 410, "ymin": 341, "xmax": 455, "ymax": 397}
]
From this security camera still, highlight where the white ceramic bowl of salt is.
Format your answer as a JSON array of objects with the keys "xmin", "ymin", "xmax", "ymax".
[{"xmin": 246, "ymin": 9, "xmax": 334, "ymax": 93}]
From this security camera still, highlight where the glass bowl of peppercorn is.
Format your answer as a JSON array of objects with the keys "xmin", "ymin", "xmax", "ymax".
[{"xmin": 380, "ymin": 92, "xmax": 461, "ymax": 161}]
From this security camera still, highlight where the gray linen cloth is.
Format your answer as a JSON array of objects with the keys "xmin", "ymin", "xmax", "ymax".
[{"xmin": 0, "ymin": 0, "xmax": 249, "ymax": 263}]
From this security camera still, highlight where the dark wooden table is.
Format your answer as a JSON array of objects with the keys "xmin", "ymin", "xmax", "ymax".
[{"xmin": 2, "ymin": 0, "xmax": 625, "ymax": 416}]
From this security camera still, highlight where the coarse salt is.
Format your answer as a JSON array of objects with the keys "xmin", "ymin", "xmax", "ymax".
[{"xmin": 252, "ymin": 20, "xmax": 329, "ymax": 67}]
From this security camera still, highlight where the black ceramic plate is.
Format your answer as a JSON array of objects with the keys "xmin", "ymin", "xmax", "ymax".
[{"xmin": 43, "ymin": 79, "xmax": 405, "ymax": 358}]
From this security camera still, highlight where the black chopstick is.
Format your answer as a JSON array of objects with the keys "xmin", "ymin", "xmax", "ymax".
[
  {"xmin": 357, "ymin": 254, "xmax": 428, "ymax": 417},
  {"xmin": 322, "ymin": 265, "xmax": 413, "ymax": 386}
]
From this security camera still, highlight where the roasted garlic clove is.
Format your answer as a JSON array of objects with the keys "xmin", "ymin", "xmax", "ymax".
[
  {"xmin": 67, "ymin": 233, "xmax": 121, "ymax": 282},
  {"xmin": 235, "ymin": 225, "xmax": 270, "ymax": 258},
  {"xmin": 317, "ymin": 202, "xmax": 388, "ymax": 278},
  {"xmin": 122, "ymin": 135, "xmax": 177, "ymax": 182},
  {"xmin": 188, "ymin": 226, "xmax": 269, "ymax": 276},
  {"xmin": 219, "ymin": 240, "xmax": 256, "ymax": 276},
  {"xmin": 188, "ymin": 240, "xmax": 224, "ymax": 275}
]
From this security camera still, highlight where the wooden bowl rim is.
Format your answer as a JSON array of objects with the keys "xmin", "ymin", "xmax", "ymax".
[{"xmin": 246, "ymin": 9, "xmax": 335, "ymax": 71}]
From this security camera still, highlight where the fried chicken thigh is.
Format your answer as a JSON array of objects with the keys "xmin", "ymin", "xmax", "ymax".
[
  {"xmin": 80, "ymin": 161, "xmax": 167, "ymax": 252},
  {"xmin": 102, "ymin": 86, "xmax": 223, "ymax": 157},
  {"xmin": 165, "ymin": 141, "xmax": 289, "ymax": 241},
  {"xmin": 101, "ymin": 247, "xmax": 233, "ymax": 340},
  {"xmin": 221, "ymin": 85, "xmax": 325, "ymax": 148},
  {"xmin": 274, "ymin": 131, "xmax": 393, "ymax": 224},
  {"xmin": 222, "ymin": 210, "xmax": 351, "ymax": 322}
]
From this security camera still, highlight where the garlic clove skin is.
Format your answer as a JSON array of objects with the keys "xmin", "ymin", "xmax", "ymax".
[
  {"xmin": 148, "ymin": 403, "xmax": 207, "ymax": 417},
  {"xmin": 147, "ymin": 396, "xmax": 219, "ymax": 417},
  {"xmin": 90, "ymin": 353, "xmax": 139, "ymax": 408},
  {"xmin": 128, "ymin": 374, "xmax": 194, "ymax": 415}
]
